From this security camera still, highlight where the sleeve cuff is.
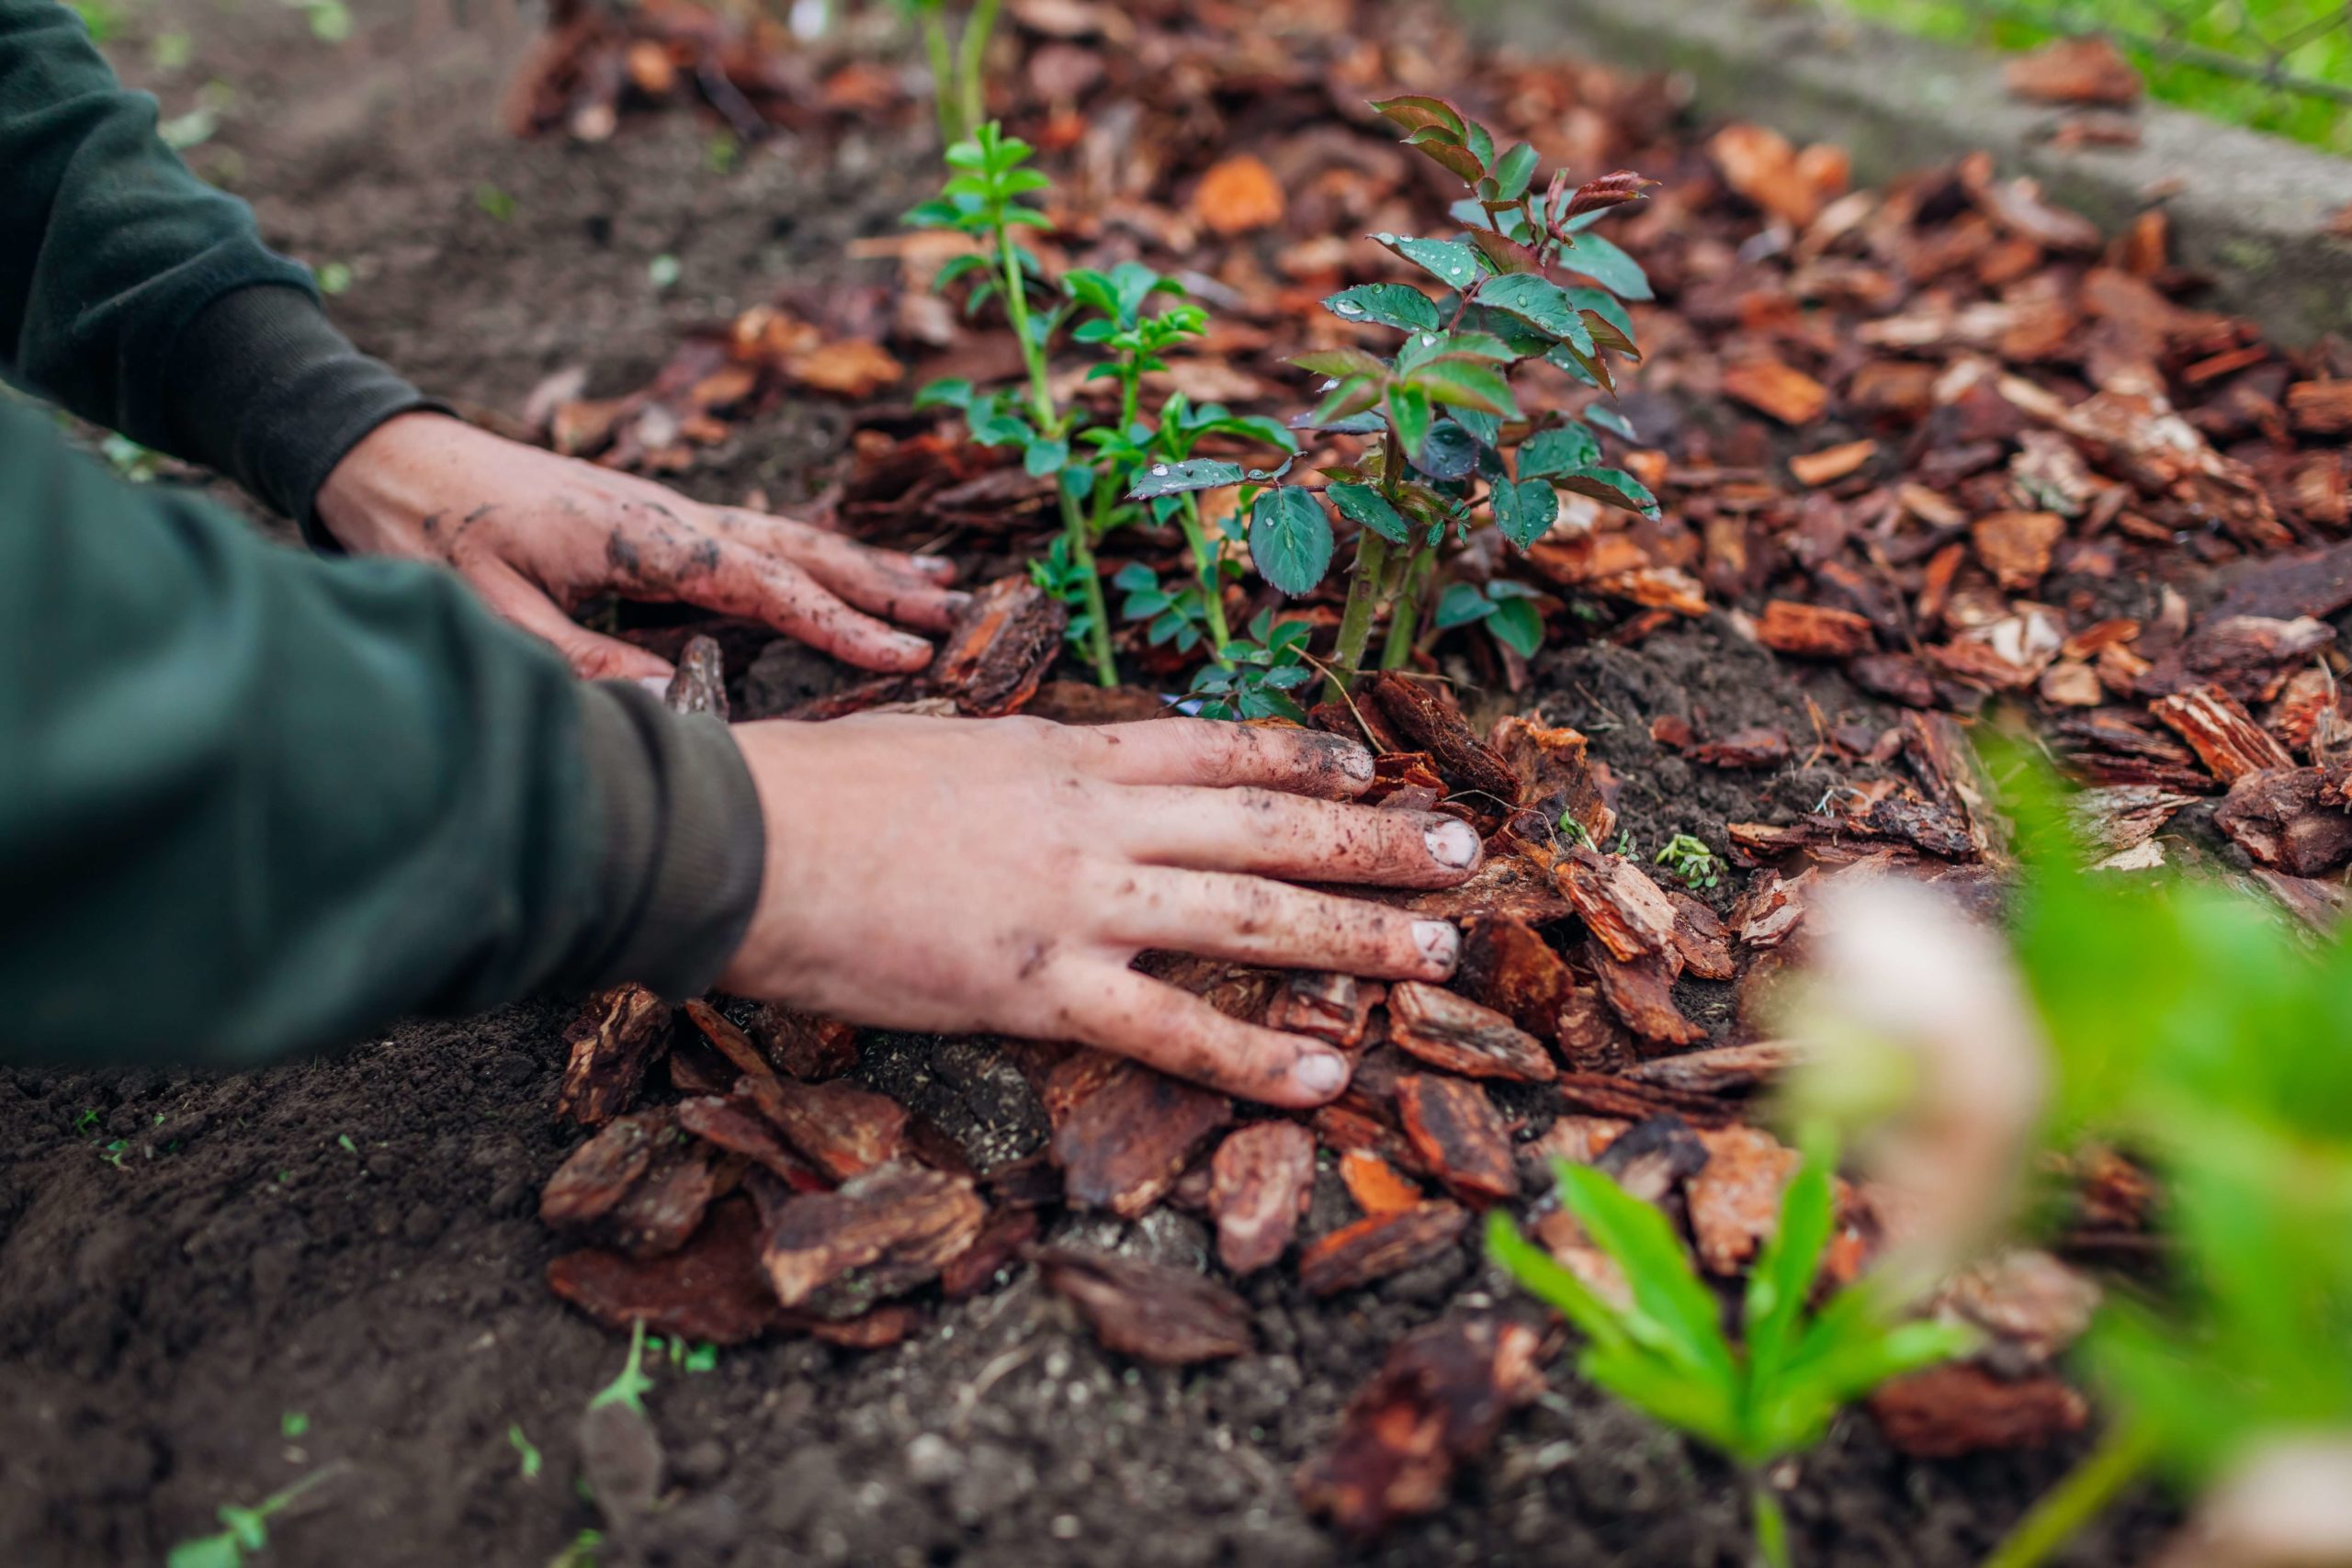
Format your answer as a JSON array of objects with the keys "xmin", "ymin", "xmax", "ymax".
[
  {"xmin": 165, "ymin": 283, "xmax": 445, "ymax": 544},
  {"xmin": 570, "ymin": 682, "xmax": 766, "ymax": 999}
]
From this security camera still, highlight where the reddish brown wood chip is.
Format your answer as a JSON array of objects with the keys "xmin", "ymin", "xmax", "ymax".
[
  {"xmin": 793, "ymin": 1303, "xmax": 925, "ymax": 1349},
  {"xmin": 1395, "ymin": 1075, "xmax": 1518, "ymax": 1205},
  {"xmin": 757, "ymin": 1162, "xmax": 985, "ymax": 1319},
  {"xmin": 1552, "ymin": 1073, "xmax": 1742, "ymax": 1127},
  {"xmin": 1722, "ymin": 358, "xmax": 1830, "ymax": 424},
  {"xmin": 1209, "ymin": 1121, "xmax": 1317, "ymax": 1275},
  {"xmin": 1587, "ymin": 942, "xmax": 1708, "ymax": 1049},
  {"xmin": 1868, "ymin": 1364, "xmax": 2089, "ymax": 1458},
  {"xmin": 1030, "ymin": 1247, "xmax": 1253, "ymax": 1363},
  {"xmin": 540, "ymin": 1107, "xmax": 718, "ymax": 1258},
  {"xmin": 1388, "ymin": 854, "xmax": 1574, "ymax": 925},
  {"xmin": 2287, "ymin": 380, "xmax": 2352, "ymax": 437},
  {"xmin": 1971, "ymin": 510, "xmax": 2065, "ymax": 591},
  {"xmin": 1339, "ymin": 1149, "xmax": 1425, "ymax": 1215},
  {"xmin": 1295, "ymin": 1316, "xmax": 1542, "ymax": 1536},
  {"xmin": 2151, "ymin": 684, "xmax": 2296, "ymax": 784},
  {"xmin": 1624, "ymin": 1040, "xmax": 1800, "ymax": 1094},
  {"xmin": 1665, "ymin": 892, "xmax": 1736, "ymax": 981},
  {"xmin": 1311, "ymin": 1105, "xmax": 1429, "ymax": 1175},
  {"xmin": 744, "ymin": 1002, "xmax": 860, "ymax": 1081},
  {"xmin": 1684, "ymin": 727, "xmax": 1793, "ymax": 769},
  {"xmin": 557, "ymin": 984, "xmax": 670, "ymax": 1127},
  {"xmin": 547, "ymin": 1196, "xmax": 781, "ymax": 1345},
  {"xmin": 1455, "ymin": 914, "xmax": 1575, "ymax": 1043},
  {"xmin": 926, "ymin": 575, "xmax": 1066, "ymax": 716},
  {"xmin": 1555, "ymin": 847, "xmax": 1679, "ymax": 962},
  {"xmin": 1385, "ymin": 982, "xmax": 1557, "ymax": 1082},
  {"xmin": 939, "ymin": 1205, "xmax": 1040, "ymax": 1300},
  {"xmin": 1054, "ymin": 1060, "xmax": 1234, "ymax": 1218},
  {"xmin": 682, "ymin": 998, "xmax": 782, "ymax": 1090},
  {"xmin": 1298, "ymin": 1201, "xmax": 1471, "ymax": 1295},
  {"xmin": 676, "ymin": 1094, "xmax": 825, "ymax": 1190},
  {"xmin": 1266, "ymin": 972, "xmax": 1384, "ymax": 1048},
  {"xmin": 1756, "ymin": 600, "xmax": 1875, "ymax": 658},
  {"xmin": 2214, "ymin": 768, "xmax": 2352, "ymax": 875},
  {"xmin": 1361, "ymin": 672, "xmax": 1521, "ymax": 802},
  {"xmin": 1789, "ymin": 439, "xmax": 1878, "ymax": 488},
  {"xmin": 743, "ymin": 1076, "xmax": 910, "ymax": 1184},
  {"xmin": 1488, "ymin": 715, "xmax": 1611, "ymax": 833},
  {"xmin": 1686, "ymin": 1124, "xmax": 1802, "ymax": 1275}
]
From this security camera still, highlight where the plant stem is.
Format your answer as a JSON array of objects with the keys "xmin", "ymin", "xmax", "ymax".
[
  {"xmin": 1059, "ymin": 487, "xmax": 1117, "ymax": 687},
  {"xmin": 992, "ymin": 218, "xmax": 1054, "ymax": 430},
  {"xmin": 1981, "ymin": 1423, "xmax": 2156, "ymax": 1568},
  {"xmin": 1380, "ymin": 544, "xmax": 1430, "ymax": 669},
  {"xmin": 920, "ymin": 10, "xmax": 959, "ymax": 143},
  {"xmin": 1178, "ymin": 493, "xmax": 1232, "ymax": 656},
  {"xmin": 1750, "ymin": 1477, "xmax": 1792, "ymax": 1568},
  {"xmin": 1329, "ymin": 533, "xmax": 1391, "ymax": 700},
  {"xmin": 955, "ymin": 0, "xmax": 1001, "ymax": 140}
]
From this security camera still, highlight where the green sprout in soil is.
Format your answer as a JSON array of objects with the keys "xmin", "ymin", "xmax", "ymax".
[
  {"xmin": 166, "ymin": 1464, "xmax": 346, "ymax": 1568},
  {"xmin": 899, "ymin": 0, "xmax": 1001, "ymax": 144},
  {"xmin": 73, "ymin": 1107, "xmax": 100, "ymax": 1134},
  {"xmin": 1125, "ymin": 96, "xmax": 1657, "ymax": 698},
  {"xmin": 644, "ymin": 1334, "xmax": 718, "ymax": 1373},
  {"xmin": 591, "ymin": 1318, "xmax": 657, "ymax": 1417},
  {"xmin": 1491, "ymin": 1136, "xmax": 1973, "ymax": 1568},
  {"xmin": 509, "ymin": 1423, "xmax": 543, "ymax": 1481},
  {"xmin": 279, "ymin": 1412, "xmax": 309, "ymax": 1440},
  {"xmin": 335, "ymin": 1134, "xmax": 357, "ymax": 1156},
  {"xmin": 548, "ymin": 1528, "xmax": 604, "ymax": 1568},
  {"xmin": 1655, "ymin": 832, "xmax": 1724, "ymax": 890},
  {"xmin": 99, "ymin": 1139, "xmax": 129, "ymax": 1168}
]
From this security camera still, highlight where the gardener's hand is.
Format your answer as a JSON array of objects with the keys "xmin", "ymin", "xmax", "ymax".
[
  {"xmin": 315, "ymin": 412, "xmax": 966, "ymax": 679},
  {"xmin": 718, "ymin": 715, "xmax": 1485, "ymax": 1108}
]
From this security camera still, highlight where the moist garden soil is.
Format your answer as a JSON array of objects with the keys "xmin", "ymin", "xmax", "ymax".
[{"xmin": 0, "ymin": 5, "xmax": 2178, "ymax": 1566}]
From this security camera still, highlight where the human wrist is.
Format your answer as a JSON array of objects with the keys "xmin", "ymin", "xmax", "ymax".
[{"xmin": 313, "ymin": 411, "xmax": 474, "ymax": 557}]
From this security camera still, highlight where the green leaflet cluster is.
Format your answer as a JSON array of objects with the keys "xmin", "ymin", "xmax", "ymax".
[{"xmin": 1125, "ymin": 95, "xmax": 1663, "ymax": 694}]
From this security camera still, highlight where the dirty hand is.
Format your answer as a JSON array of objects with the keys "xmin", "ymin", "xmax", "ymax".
[
  {"xmin": 315, "ymin": 411, "xmax": 967, "ymax": 680},
  {"xmin": 718, "ymin": 715, "xmax": 1486, "ymax": 1108}
]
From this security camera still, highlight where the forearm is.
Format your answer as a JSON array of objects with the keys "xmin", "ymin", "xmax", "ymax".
[
  {"xmin": 0, "ymin": 401, "xmax": 763, "ymax": 1069},
  {"xmin": 0, "ymin": 0, "xmax": 431, "ymax": 532}
]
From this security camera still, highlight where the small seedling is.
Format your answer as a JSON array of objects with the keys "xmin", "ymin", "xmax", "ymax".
[
  {"xmin": 473, "ymin": 182, "xmax": 516, "ymax": 222},
  {"xmin": 315, "ymin": 262, "xmax": 352, "ymax": 297},
  {"xmin": 166, "ymin": 1465, "xmax": 345, "ymax": 1568},
  {"xmin": 1491, "ymin": 1137, "xmax": 1972, "ymax": 1568},
  {"xmin": 548, "ymin": 1528, "xmax": 604, "ymax": 1568},
  {"xmin": 1432, "ymin": 579, "xmax": 1544, "ymax": 660},
  {"xmin": 509, "ymin": 1423, "xmax": 542, "ymax": 1481},
  {"xmin": 73, "ymin": 1108, "xmax": 100, "ymax": 1135},
  {"xmin": 1184, "ymin": 611, "xmax": 1317, "ymax": 722},
  {"xmin": 1613, "ymin": 829, "xmax": 1637, "ymax": 859},
  {"xmin": 897, "ymin": 0, "xmax": 1001, "ymax": 143},
  {"xmin": 99, "ymin": 1140, "xmax": 130, "ymax": 1169},
  {"xmin": 335, "ymin": 1134, "xmax": 357, "ymax": 1156},
  {"xmin": 280, "ymin": 1412, "xmax": 309, "ymax": 1440},
  {"xmin": 1655, "ymin": 832, "xmax": 1724, "ymax": 890},
  {"xmin": 591, "ymin": 1319, "xmax": 657, "ymax": 1416},
  {"xmin": 1555, "ymin": 813, "xmax": 1593, "ymax": 849}
]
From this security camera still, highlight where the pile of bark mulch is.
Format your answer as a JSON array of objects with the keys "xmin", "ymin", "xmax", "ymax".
[{"xmin": 502, "ymin": 0, "xmax": 2349, "ymax": 1541}]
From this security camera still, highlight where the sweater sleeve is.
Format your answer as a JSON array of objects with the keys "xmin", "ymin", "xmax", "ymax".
[
  {"xmin": 0, "ymin": 0, "xmax": 431, "ymax": 535},
  {"xmin": 0, "ymin": 399, "xmax": 765, "ymax": 1069}
]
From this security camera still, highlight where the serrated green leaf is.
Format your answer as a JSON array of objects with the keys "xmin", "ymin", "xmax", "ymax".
[
  {"xmin": 1452, "ymin": 408, "xmax": 1502, "ymax": 449},
  {"xmin": 1587, "ymin": 403, "xmax": 1639, "ymax": 442},
  {"xmin": 1488, "ymin": 594, "xmax": 1544, "ymax": 657},
  {"xmin": 1291, "ymin": 347, "xmax": 1392, "ymax": 380},
  {"xmin": 1412, "ymin": 420, "xmax": 1481, "ymax": 481},
  {"xmin": 1327, "ymin": 481, "xmax": 1411, "ymax": 544},
  {"xmin": 1462, "ymin": 118, "xmax": 1495, "ymax": 169},
  {"xmin": 1312, "ymin": 376, "xmax": 1385, "ymax": 426},
  {"xmin": 1519, "ymin": 423, "xmax": 1601, "ymax": 478},
  {"xmin": 1409, "ymin": 358, "xmax": 1520, "ymax": 418},
  {"xmin": 1545, "ymin": 338, "xmax": 1615, "ymax": 393},
  {"xmin": 1476, "ymin": 275, "xmax": 1596, "ymax": 355},
  {"xmin": 1557, "ymin": 231, "xmax": 1653, "ymax": 300},
  {"xmin": 1405, "ymin": 126, "xmax": 1486, "ymax": 184},
  {"xmin": 1373, "ymin": 233, "xmax": 1484, "ymax": 292},
  {"xmin": 1492, "ymin": 141, "xmax": 1540, "ymax": 201},
  {"xmin": 1553, "ymin": 465, "xmax": 1661, "ymax": 520},
  {"xmin": 1491, "ymin": 478, "xmax": 1559, "ymax": 548},
  {"xmin": 1248, "ymin": 487, "xmax": 1335, "ymax": 596},
  {"xmin": 1386, "ymin": 384, "xmax": 1432, "ymax": 465},
  {"xmin": 1324, "ymin": 283, "xmax": 1442, "ymax": 333},
  {"xmin": 1466, "ymin": 229, "xmax": 1548, "ymax": 276}
]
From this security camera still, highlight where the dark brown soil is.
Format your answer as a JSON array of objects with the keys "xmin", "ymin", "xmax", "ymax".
[{"xmin": 0, "ymin": 6, "xmax": 2169, "ymax": 1566}]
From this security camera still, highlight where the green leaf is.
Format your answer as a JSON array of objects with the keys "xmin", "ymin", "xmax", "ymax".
[
  {"xmin": 1491, "ymin": 478, "xmax": 1559, "ymax": 548},
  {"xmin": 1413, "ymin": 420, "xmax": 1480, "ymax": 481},
  {"xmin": 1466, "ymin": 229, "xmax": 1549, "ymax": 276},
  {"xmin": 1552, "ymin": 465, "xmax": 1661, "ymax": 520},
  {"xmin": 1492, "ymin": 141, "xmax": 1540, "ymax": 201},
  {"xmin": 1312, "ymin": 376, "xmax": 1385, "ymax": 425},
  {"xmin": 1386, "ymin": 384, "xmax": 1432, "ymax": 465},
  {"xmin": 1291, "ymin": 347, "xmax": 1392, "ymax": 380},
  {"xmin": 1023, "ymin": 436, "xmax": 1069, "ymax": 478},
  {"xmin": 168, "ymin": 1533, "xmax": 245, "ymax": 1568},
  {"xmin": 1557, "ymin": 231, "xmax": 1653, "ymax": 301},
  {"xmin": 1555, "ymin": 1163, "xmax": 1737, "ymax": 1385},
  {"xmin": 1461, "ymin": 118, "xmax": 1496, "ymax": 170},
  {"xmin": 1372, "ymin": 233, "xmax": 1484, "ymax": 293},
  {"xmin": 1409, "ymin": 357, "xmax": 1520, "ymax": 418},
  {"xmin": 913, "ymin": 378, "xmax": 974, "ymax": 411},
  {"xmin": 1488, "ymin": 594, "xmax": 1544, "ymax": 657},
  {"xmin": 1368, "ymin": 95, "xmax": 1466, "ymax": 140},
  {"xmin": 1434, "ymin": 581, "xmax": 1496, "ymax": 629},
  {"xmin": 1486, "ymin": 1208, "xmax": 1635, "ymax": 1358},
  {"xmin": 1475, "ymin": 275, "xmax": 1597, "ymax": 355},
  {"xmin": 1568, "ymin": 286, "xmax": 1638, "ymax": 344},
  {"xmin": 1452, "ymin": 408, "xmax": 1502, "ymax": 449},
  {"xmin": 1324, "ymin": 283, "xmax": 1442, "ymax": 333},
  {"xmin": 1127, "ymin": 457, "xmax": 1246, "ymax": 499},
  {"xmin": 1327, "ymin": 481, "xmax": 1411, "ymax": 545},
  {"xmin": 1248, "ymin": 487, "xmax": 1335, "ymax": 597},
  {"xmin": 1404, "ymin": 126, "xmax": 1487, "ymax": 184},
  {"xmin": 1545, "ymin": 338, "xmax": 1615, "ymax": 393},
  {"xmin": 1588, "ymin": 403, "xmax": 1639, "ymax": 442},
  {"xmin": 1194, "ymin": 414, "xmax": 1300, "ymax": 453},
  {"xmin": 1519, "ymin": 423, "xmax": 1601, "ymax": 478},
  {"xmin": 1743, "ymin": 1146, "xmax": 1837, "ymax": 1404}
]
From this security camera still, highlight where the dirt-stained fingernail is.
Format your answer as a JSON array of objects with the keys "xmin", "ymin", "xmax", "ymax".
[
  {"xmin": 1413, "ymin": 920, "xmax": 1461, "ymax": 974},
  {"xmin": 1424, "ymin": 819, "xmax": 1480, "ymax": 869},
  {"xmin": 1333, "ymin": 739, "xmax": 1374, "ymax": 784},
  {"xmin": 1294, "ymin": 1051, "xmax": 1350, "ymax": 1097},
  {"xmin": 913, "ymin": 554, "xmax": 954, "ymax": 571},
  {"xmin": 942, "ymin": 590, "xmax": 975, "ymax": 612}
]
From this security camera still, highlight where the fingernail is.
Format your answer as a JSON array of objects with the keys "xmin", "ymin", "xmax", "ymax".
[
  {"xmin": 913, "ymin": 554, "xmax": 953, "ymax": 571},
  {"xmin": 1334, "ymin": 740, "xmax": 1374, "ymax": 784},
  {"xmin": 1295, "ymin": 1051, "xmax": 1351, "ymax": 1096},
  {"xmin": 1424, "ymin": 819, "xmax": 1480, "ymax": 869},
  {"xmin": 1414, "ymin": 920, "xmax": 1461, "ymax": 974},
  {"xmin": 943, "ymin": 590, "xmax": 975, "ymax": 612},
  {"xmin": 637, "ymin": 675, "xmax": 673, "ymax": 696}
]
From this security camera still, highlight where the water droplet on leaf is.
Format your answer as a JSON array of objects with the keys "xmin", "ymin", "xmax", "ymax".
[{"xmin": 1149, "ymin": 463, "xmax": 1170, "ymax": 476}]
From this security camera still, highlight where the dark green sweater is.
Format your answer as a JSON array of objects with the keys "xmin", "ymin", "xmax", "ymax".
[{"xmin": 1, "ymin": 0, "xmax": 763, "ymax": 1067}]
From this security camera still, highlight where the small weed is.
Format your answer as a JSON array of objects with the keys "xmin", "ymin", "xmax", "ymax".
[
  {"xmin": 473, "ymin": 183, "xmax": 516, "ymax": 222},
  {"xmin": 703, "ymin": 132, "xmax": 740, "ymax": 174},
  {"xmin": 99, "ymin": 1140, "xmax": 130, "ymax": 1169},
  {"xmin": 152, "ymin": 30, "xmax": 194, "ymax": 70},
  {"xmin": 166, "ymin": 1464, "xmax": 345, "ymax": 1568},
  {"xmin": 1655, "ymin": 833, "xmax": 1723, "ymax": 890},
  {"xmin": 508, "ymin": 1423, "xmax": 542, "ymax": 1481},
  {"xmin": 280, "ymin": 1412, "xmax": 309, "ymax": 1440},
  {"xmin": 315, "ymin": 262, "xmax": 352, "ymax": 296},
  {"xmin": 73, "ymin": 1108, "xmax": 100, "ymax": 1135},
  {"xmin": 1555, "ymin": 814, "xmax": 1592, "ymax": 849},
  {"xmin": 335, "ymin": 1134, "xmax": 357, "ymax": 1156},
  {"xmin": 590, "ymin": 1320, "xmax": 656, "ymax": 1416},
  {"xmin": 1612, "ymin": 829, "xmax": 1637, "ymax": 859},
  {"xmin": 548, "ymin": 1528, "xmax": 604, "ymax": 1568}
]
